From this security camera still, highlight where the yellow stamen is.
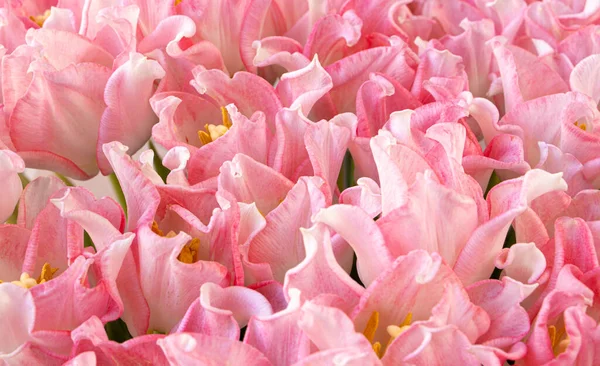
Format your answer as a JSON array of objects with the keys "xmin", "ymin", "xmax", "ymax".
[
  {"xmin": 548, "ymin": 325, "xmax": 557, "ymax": 347},
  {"xmin": 362, "ymin": 311, "xmax": 379, "ymax": 342},
  {"xmin": 177, "ymin": 238, "xmax": 200, "ymax": 264},
  {"xmin": 372, "ymin": 342, "xmax": 382, "ymax": 358},
  {"xmin": 197, "ymin": 107, "xmax": 232, "ymax": 145},
  {"xmin": 29, "ymin": 9, "xmax": 51, "ymax": 27},
  {"xmin": 548, "ymin": 324, "xmax": 570, "ymax": 356},
  {"xmin": 221, "ymin": 106, "xmax": 232, "ymax": 128},
  {"xmin": 574, "ymin": 120, "xmax": 588, "ymax": 131},
  {"xmin": 174, "ymin": 0, "xmax": 182, "ymax": 5},
  {"xmin": 151, "ymin": 221, "xmax": 164, "ymax": 236},
  {"xmin": 8, "ymin": 263, "xmax": 58, "ymax": 289},
  {"xmin": 37, "ymin": 263, "xmax": 58, "ymax": 284}
]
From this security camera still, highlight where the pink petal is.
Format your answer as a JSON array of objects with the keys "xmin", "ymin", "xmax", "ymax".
[
  {"xmin": 429, "ymin": 283, "xmax": 490, "ymax": 343},
  {"xmin": 16, "ymin": 176, "xmax": 65, "ymax": 229},
  {"xmin": 136, "ymin": 225, "xmax": 229, "ymax": 333},
  {"xmin": 466, "ymin": 277, "xmax": 536, "ymax": 348},
  {"xmin": 96, "ymin": 53, "xmax": 165, "ymax": 174},
  {"xmin": 248, "ymin": 176, "xmax": 328, "ymax": 282},
  {"xmin": 218, "ymin": 154, "xmax": 294, "ymax": 216},
  {"xmin": 339, "ymin": 177, "xmax": 382, "ymax": 218},
  {"xmin": 275, "ymin": 56, "xmax": 333, "ymax": 116},
  {"xmin": 356, "ymin": 73, "xmax": 421, "ymax": 138},
  {"xmin": 0, "ymin": 225, "xmax": 31, "ymax": 281},
  {"xmin": 159, "ymin": 333, "xmax": 272, "ymax": 365},
  {"xmin": 251, "ymin": 36, "xmax": 309, "ymax": 71},
  {"xmin": 137, "ymin": 15, "xmax": 196, "ymax": 54},
  {"xmin": 284, "ymin": 224, "xmax": 365, "ymax": 313},
  {"xmin": 150, "ymin": 91, "xmax": 222, "ymax": 152},
  {"xmin": 441, "ymin": 19, "xmax": 495, "ymax": 98},
  {"xmin": 70, "ymin": 316, "xmax": 167, "ymax": 365},
  {"xmin": 31, "ymin": 233, "xmax": 134, "ymax": 331},
  {"xmin": 190, "ymin": 68, "xmax": 282, "ymax": 132},
  {"xmin": 244, "ymin": 290, "xmax": 311, "ymax": 365},
  {"xmin": 378, "ymin": 172, "xmax": 479, "ymax": 266},
  {"xmin": 269, "ymin": 108, "xmax": 312, "ymax": 181},
  {"xmin": 103, "ymin": 142, "xmax": 161, "ymax": 231},
  {"xmin": 25, "ymin": 28, "xmax": 114, "ymax": 69},
  {"xmin": 10, "ymin": 63, "xmax": 111, "ymax": 179},
  {"xmin": 325, "ymin": 37, "xmax": 418, "ymax": 113},
  {"xmin": 453, "ymin": 169, "xmax": 568, "ymax": 284},
  {"xmin": 187, "ymin": 104, "xmax": 270, "ymax": 184},
  {"xmin": 352, "ymin": 250, "xmax": 460, "ymax": 345},
  {"xmin": 303, "ymin": 11, "xmax": 362, "ymax": 66}
]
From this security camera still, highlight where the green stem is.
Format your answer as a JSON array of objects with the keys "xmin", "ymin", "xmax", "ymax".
[
  {"xmin": 55, "ymin": 173, "xmax": 74, "ymax": 186},
  {"xmin": 109, "ymin": 173, "xmax": 127, "ymax": 215},
  {"xmin": 148, "ymin": 140, "xmax": 170, "ymax": 182}
]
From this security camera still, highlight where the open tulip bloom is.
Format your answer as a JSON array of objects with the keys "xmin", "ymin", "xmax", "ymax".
[{"xmin": 3, "ymin": 0, "xmax": 600, "ymax": 365}]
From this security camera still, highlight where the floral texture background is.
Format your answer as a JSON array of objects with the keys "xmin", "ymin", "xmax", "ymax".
[{"xmin": 1, "ymin": 0, "xmax": 600, "ymax": 365}]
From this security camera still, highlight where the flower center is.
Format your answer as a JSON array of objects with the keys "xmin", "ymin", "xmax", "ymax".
[
  {"xmin": 198, "ymin": 107, "xmax": 232, "ymax": 145},
  {"xmin": 362, "ymin": 311, "xmax": 413, "ymax": 358},
  {"xmin": 29, "ymin": 9, "xmax": 51, "ymax": 27},
  {"xmin": 574, "ymin": 120, "xmax": 588, "ymax": 131},
  {"xmin": 548, "ymin": 325, "xmax": 570, "ymax": 356},
  {"xmin": 152, "ymin": 221, "xmax": 202, "ymax": 264},
  {"xmin": 0, "ymin": 263, "xmax": 58, "ymax": 289}
]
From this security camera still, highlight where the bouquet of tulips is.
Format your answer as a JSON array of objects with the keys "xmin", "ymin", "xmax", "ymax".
[{"xmin": 1, "ymin": 0, "xmax": 600, "ymax": 365}]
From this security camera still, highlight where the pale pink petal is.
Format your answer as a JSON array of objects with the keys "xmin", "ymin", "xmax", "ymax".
[
  {"xmin": 97, "ymin": 53, "xmax": 166, "ymax": 174},
  {"xmin": 496, "ymin": 242, "xmax": 547, "ymax": 284},
  {"xmin": 0, "ymin": 225, "xmax": 31, "ymax": 281},
  {"xmin": 313, "ymin": 204, "xmax": 393, "ymax": 287},
  {"xmin": 251, "ymin": 36, "xmax": 309, "ymax": 71},
  {"xmin": 305, "ymin": 116, "xmax": 354, "ymax": 197},
  {"xmin": 31, "ymin": 233, "xmax": 134, "ymax": 331},
  {"xmin": 137, "ymin": 15, "xmax": 196, "ymax": 54},
  {"xmin": 491, "ymin": 40, "xmax": 569, "ymax": 113},
  {"xmin": 570, "ymin": 54, "xmax": 600, "ymax": 104},
  {"xmin": 269, "ymin": 108, "xmax": 312, "ymax": 181},
  {"xmin": 43, "ymin": 7, "xmax": 76, "ymax": 32},
  {"xmin": 339, "ymin": 177, "xmax": 382, "ymax": 219},
  {"xmin": 0, "ymin": 150, "xmax": 25, "ymax": 222}
]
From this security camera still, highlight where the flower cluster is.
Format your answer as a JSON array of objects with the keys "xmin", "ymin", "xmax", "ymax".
[{"xmin": 1, "ymin": 0, "xmax": 600, "ymax": 365}]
